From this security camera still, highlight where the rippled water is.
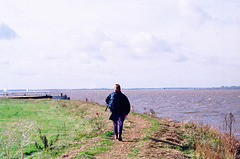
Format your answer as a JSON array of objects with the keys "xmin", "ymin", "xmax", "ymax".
[{"xmin": 63, "ymin": 89, "xmax": 240, "ymax": 137}]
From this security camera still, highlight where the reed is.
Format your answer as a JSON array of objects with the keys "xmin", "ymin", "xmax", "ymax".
[{"xmin": 184, "ymin": 113, "xmax": 240, "ymax": 159}]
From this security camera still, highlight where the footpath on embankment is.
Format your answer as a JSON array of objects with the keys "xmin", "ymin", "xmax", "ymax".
[
  {"xmin": 54, "ymin": 100, "xmax": 240, "ymax": 159},
  {"xmin": 0, "ymin": 99, "xmax": 239, "ymax": 158}
]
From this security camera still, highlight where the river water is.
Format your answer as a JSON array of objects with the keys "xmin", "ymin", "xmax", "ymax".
[{"xmin": 63, "ymin": 89, "xmax": 240, "ymax": 138}]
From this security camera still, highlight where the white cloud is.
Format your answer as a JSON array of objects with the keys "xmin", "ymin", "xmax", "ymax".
[
  {"xmin": 126, "ymin": 32, "xmax": 173, "ymax": 58},
  {"xmin": 0, "ymin": 0, "xmax": 239, "ymax": 89},
  {"xmin": 177, "ymin": 0, "xmax": 211, "ymax": 21}
]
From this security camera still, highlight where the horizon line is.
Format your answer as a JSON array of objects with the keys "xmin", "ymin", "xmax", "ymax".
[{"xmin": 1, "ymin": 86, "xmax": 240, "ymax": 91}]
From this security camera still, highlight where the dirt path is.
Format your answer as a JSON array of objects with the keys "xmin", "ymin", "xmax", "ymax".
[
  {"xmin": 139, "ymin": 117, "xmax": 190, "ymax": 159},
  {"xmin": 96, "ymin": 114, "xmax": 190, "ymax": 159},
  {"xmin": 59, "ymin": 112, "xmax": 151, "ymax": 159},
  {"xmin": 95, "ymin": 113, "xmax": 151, "ymax": 159},
  {"xmin": 58, "ymin": 102, "xmax": 191, "ymax": 158}
]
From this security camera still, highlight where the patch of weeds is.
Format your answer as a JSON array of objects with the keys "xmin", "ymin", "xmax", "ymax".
[
  {"xmin": 181, "ymin": 143, "xmax": 191, "ymax": 151},
  {"xmin": 76, "ymin": 145, "xmax": 109, "ymax": 158},
  {"xmin": 99, "ymin": 139, "xmax": 113, "ymax": 147},
  {"xmin": 99, "ymin": 104, "xmax": 107, "ymax": 108},
  {"xmin": 88, "ymin": 145, "xmax": 109, "ymax": 154},
  {"xmin": 89, "ymin": 116, "xmax": 105, "ymax": 131},
  {"xmin": 75, "ymin": 151, "xmax": 95, "ymax": 159},
  {"xmin": 176, "ymin": 130, "xmax": 185, "ymax": 138},
  {"xmin": 171, "ymin": 145, "xmax": 183, "ymax": 151},
  {"xmin": 182, "ymin": 147, "xmax": 193, "ymax": 155},
  {"xmin": 142, "ymin": 136, "xmax": 151, "ymax": 141},
  {"xmin": 49, "ymin": 145, "xmax": 69, "ymax": 158},
  {"xmin": 131, "ymin": 112, "xmax": 139, "ymax": 116},
  {"xmin": 128, "ymin": 147, "xmax": 140, "ymax": 157},
  {"xmin": 184, "ymin": 122, "xmax": 197, "ymax": 129},
  {"xmin": 76, "ymin": 136, "xmax": 113, "ymax": 158},
  {"xmin": 141, "ymin": 114, "xmax": 160, "ymax": 135},
  {"xmin": 85, "ymin": 133, "xmax": 97, "ymax": 139},
  {"xmin": 23, "ymin": 144, "xmax": 39, "ymax": 156},
  {"xmin": 77, "ymin": 110, "xmax": 86, "ymax": 118},
  {"xmin": 101, "ymin": 130, "xmax": 114, "ymax": 138},
  {"xmin": 35, "ymin": 128, "xmax": 61, "ymax": 151},
  {"xmin": 183, "ymin": 118, "xmax": 240, "ymax": 158},
  {"xmin": 58, "ymin": 101, "xmax": 68, "ymax": 108},
  {"xmin": 74, "ymin": 131, "xmax": 88, "ymax": 141}
]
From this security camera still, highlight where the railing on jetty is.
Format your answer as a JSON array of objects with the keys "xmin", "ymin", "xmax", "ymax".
[{"xmin": 0, "ymin": 91, "xmax": 70, "ymax": 100}]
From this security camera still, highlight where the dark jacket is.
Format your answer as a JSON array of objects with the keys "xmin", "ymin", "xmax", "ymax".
[{"xmin": 105, "ymin": 91, "xmax": 130, "ymax": 120}]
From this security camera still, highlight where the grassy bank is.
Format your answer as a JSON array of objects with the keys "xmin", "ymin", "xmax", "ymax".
[{"xmin": 0, "ymin": 99, "xmax": 239, "ymax": 158}]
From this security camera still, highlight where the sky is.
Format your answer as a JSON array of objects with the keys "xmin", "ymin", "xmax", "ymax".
[{"xmin": 0, "ymin": 0, "xmax": 240, "ymax": 89}]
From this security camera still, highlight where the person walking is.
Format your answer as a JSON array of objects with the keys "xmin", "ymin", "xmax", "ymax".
[{"xmin": 105, "ymin": 84, "xmax": 130, "ymax": 141}]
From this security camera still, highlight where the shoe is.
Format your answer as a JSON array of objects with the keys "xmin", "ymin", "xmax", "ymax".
[
  {"xmin": 118, "ymin": 138, "xmax": 122, "ymax": 141},
  {"xmin": 115, "ymin": 135, "xmax": 118, "ymax": 140}
]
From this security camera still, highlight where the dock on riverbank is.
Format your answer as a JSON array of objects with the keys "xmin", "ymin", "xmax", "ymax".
[{"xmin": 0, "ymin": 91, "xmax": 70, "ymax": 100}]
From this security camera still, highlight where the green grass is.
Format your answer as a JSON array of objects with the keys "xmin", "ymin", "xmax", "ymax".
[
  {"xmin": 0, "ymin": 99, "xmax": 112, "ymax": 158},
  {"xmin": 74, "ymin": 137, "xmax": 113, "ymax": 159},
  {"xmin": 141, "ymin": 114, "xmax": 161, "ymax": 135},
  {"xmin": 128, "ymin": 147, "xmax": 140, "ymax": 157}
]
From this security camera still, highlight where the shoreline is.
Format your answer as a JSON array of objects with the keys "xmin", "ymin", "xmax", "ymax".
[
  {"xmin": 0, "ymin": 98, "xmax": 239, "ymax": 158},
  {"xmin": 1, "ymin": 87, "xmax": 240, "ymax": 92},
  {"xmin": 63, "ymin": 89, "xmax": 240, "ymax": 140}
]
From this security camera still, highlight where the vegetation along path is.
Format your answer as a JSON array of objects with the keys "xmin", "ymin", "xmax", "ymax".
[{"xmin": 0, "ymin": 99, "xmax": 239, "ymax": 158}]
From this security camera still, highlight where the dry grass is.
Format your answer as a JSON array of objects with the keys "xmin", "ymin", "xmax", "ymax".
[{"xmin": 184, "ymin": 121, "xmax": 240, "ymax": 159}]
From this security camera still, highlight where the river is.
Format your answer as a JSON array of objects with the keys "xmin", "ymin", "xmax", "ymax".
[{"xmin": 63, "ymin": 89, "xmax": 240, "ymax": 138}]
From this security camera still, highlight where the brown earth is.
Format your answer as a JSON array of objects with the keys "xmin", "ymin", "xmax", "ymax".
[
  {"xmin": 138, "ymin": 117, "xmax": 191, "ymax": 159},
  {"xmin": 95, "ymin": 112, "xmax": 151, "ymax": 159},
  {"xmin": 96, "ymin": 113, "xmax": 190, "ymax": 159}
]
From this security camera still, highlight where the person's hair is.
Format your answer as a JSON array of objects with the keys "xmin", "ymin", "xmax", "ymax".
[{"xmin": 115, "ymin": 84, "xmax": 121, "ymax": 91}]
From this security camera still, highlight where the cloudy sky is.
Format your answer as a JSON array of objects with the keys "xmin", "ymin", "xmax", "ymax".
[{"xmin": 0, "ymin": 0, "xmax": 239, "ymax": 89}]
